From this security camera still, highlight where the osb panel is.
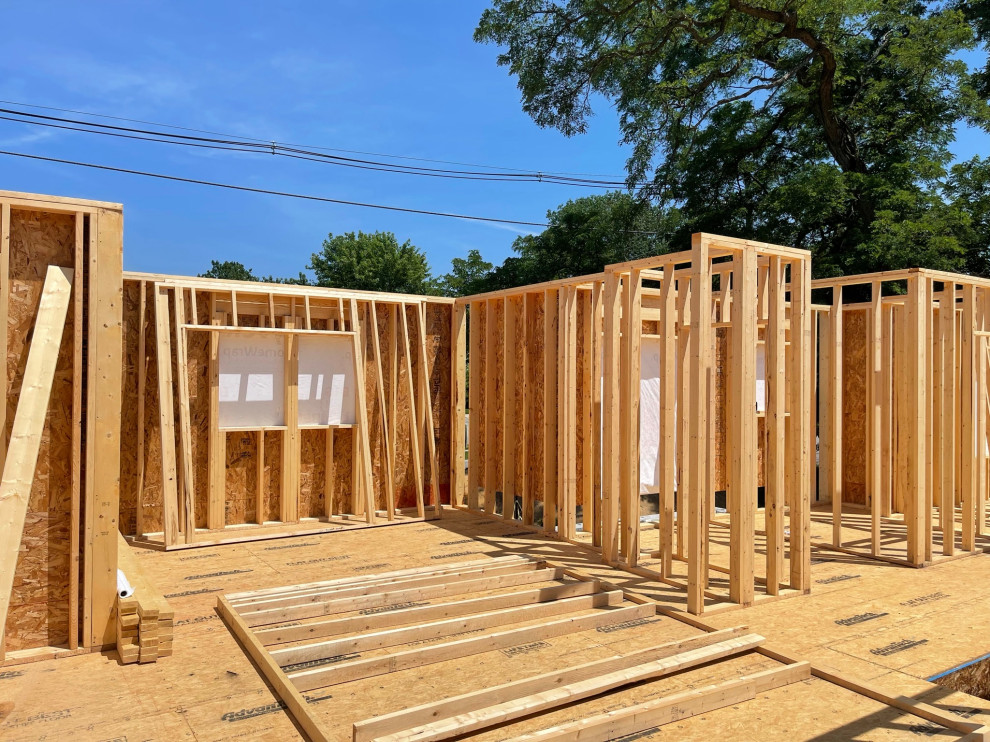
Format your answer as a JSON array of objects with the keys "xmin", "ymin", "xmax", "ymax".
[
  {"xmin": 184, "ymin": 293, "xmax": 210, "ymax": 528},
  {"xmin": 396, "ymin": 307, "xmax": 425, "ymax": 508},
  {"xmin": 140, "ymin": 283, "xmax": 164, "ymax": 535},
  {"xmin": 118, "ymin": 290, "xmax": 452, "ymax": 531},
  {"xmin": 5, "ymin": 208, "xmax": 76, "ymax": 651},
  {"xmin": 842, "ymin": 309, "xmax": 868, "ymax": 504},
  {"xmin": 427, "ymin": 303, "xmax": 452, "ymax": 504},
  {"xmin": 225, "ymin": 431, "xmax": 259, "ymax": 525},
  {"xmin": 263, "ymin": 431, "xmax": 283, "ymax": 522},
  {"xmin": 118, "ymin": 280, "xmax": 142, "ymax": 536},
  {"xmin": 332, "ymin": 429, "xmax": 355, "ymax": 514},
  {"xmin": 299, "ymin": 429, "xmax": 326, "ymax": 518}
]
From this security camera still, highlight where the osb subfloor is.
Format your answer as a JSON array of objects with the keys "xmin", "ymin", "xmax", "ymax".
[{"xmin": 3, "ymin": 507, "xmax": 990, "ymax": 740}]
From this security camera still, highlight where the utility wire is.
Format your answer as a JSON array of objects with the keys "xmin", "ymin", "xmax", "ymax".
[
  {"xmin": 0, "ymin": 149, "xmax": 552, "ymax": 227},
  {"xmin": 0, "ymin": 107, "xmax": 633, "ymax": 187},
  {"xmin": 0, "ymin": 114, "xmax": 600, "ymax": 185},
  {"xmin": 0, "ymin": 99, "xmax": 635, "ymax": 181}
]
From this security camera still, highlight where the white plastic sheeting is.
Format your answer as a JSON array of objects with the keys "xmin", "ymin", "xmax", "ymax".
[
  {"xmin": 637, "ymin": 338, "xmax": 765, "ymax": 494},
  {"xmin": 219, "ymin": 334, "xmax": 285, "ymax": 427},
  {"xmin": 218, "ymin": 333, "xmax": 356, "ymax": 429},
  {"xmin": 638, "ymin": 338, "xmax": 677, "ymax": 494},
  {"xmin": 297, "ymin": 335, "xmax": 356, "ymax": 425}
]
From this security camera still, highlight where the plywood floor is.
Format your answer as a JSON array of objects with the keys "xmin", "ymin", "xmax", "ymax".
[{"xmin": 3, "ymin": 507, "xmax": 990, "ymax": 740}]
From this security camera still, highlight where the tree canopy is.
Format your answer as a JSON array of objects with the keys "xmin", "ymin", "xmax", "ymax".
[
  {"xmin": 199, "ymin": 260, "xmax": 258, "ymax": 281},
  {"xmin": 476, "ymin": 0, "xmax": 990, "ymax": 277},
  {"xmin": 483, "ymin": 191, "xmax": 678, "ymax": 290},
  {"xmin": 308, "ymin": 230, "xmax": 437, "ymax": 294}
]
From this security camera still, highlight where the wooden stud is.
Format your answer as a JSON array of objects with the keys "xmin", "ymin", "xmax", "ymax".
[
  {"xmin": 941, "ymin": 281, "xmax": 956, "ymax": 555},
  {"xmin": 830, "ymin": 285, "xmax": 843, "ymax": 547},
  {"xmin": 467, "ymin": 302, "xmax": 482, "ymax": 511},
  {"xmin": 502, "ymin": 662, "xmax": 809, "ymax": 742},
  {"xmin": 590, "ymin": 283, "xmax": 604, "ymax": 548},
  {"xmin": 789, "ymin": 258, "xmax": 812, "ymax": 591},
  {"xmin": 867, "ymin": 283, "xmax": 882, "ymax": 555},
  {"xmin": 624, "ymin": 271, "xmax": 642, "ymax": 565},
  {"xmin": 544, "ymin": 289, "xmax": 559, "ymax": 533},
  {"xmin": 764, "ymin": 256, "xmax": 785, "ymax": 596},
  {"xmin": 351, "ymin": 300, "xmax": 376, "ymax": 523},
  {"xmin": 207, "ymin": 304, "xmax": 225, "ymax": 530},
  {"xmin": 134, "ymin": 280, "xmax": 147, "ymax": 539},
  {"xmin": 961, "ymin": 283, "xmax": 977, "ymax": 551},
  {"xmin": 687, "ymin": 235, "xmax": 711, "ymax": 615},
  {"xmin": 0, "ymin": 203, "xmax": 9, "ymax": 479},
  {"xmin": 581, "ymin": 289, "xmax": 594, "ymax": 539},
  {"xmin": 602, "ymin": 273, "xmax": 621, "ymax": 563},
  {"xmin": 400, "ymin": 304, "xmax": 426, "ymax": 517},
  {"xmin": 451, "ymin": 302, "xmax": 467, "ymax": 508},
  {"xmin": 173, "ymin": 288, "xmax": 197, "ymax": 541},
  {"xmin": 503, "ymin": 296, "xmax": 517, "ymax": 520},
  {"xmin": 357, "ymin": 632, "xmax": 765, "ymax": 742},
  {"xmin": 68, "ymin": 214, "xmax": 85, "ymax": 650},
  {"xmin": 416, "ymin": 302, "xmax": 441, "ymax": 517},
  {"xmin": 281, "ymin": 316, "xmax": 300, "ymax": 523},
  {"xmin": 905, "ymin": 275, "xmax": 928, "ymax": 565},
  {"xmin": 485, "ymin": 300, "xmax": 498, "ymax": 515},
  {"xmin": 216, "ymin": 597, "xmax": 331, "ymax": 742},
  {"xmin": 658, "ymin": 269, "xmax": 676, "ymax": 575},
  {"xmin": 288, "ymin": 603, "xmax": 654, "ymax": 691},
  {"xmin": 369, "ymin": 302, "xmax": 396, "ymax": 518},
  {"xmin": 154, "ymin": 287, "xmax": 180, "ymax": 546},
  {"xmin": 521, "ymin": 294, "xmax": 532, "ymax": 525}
]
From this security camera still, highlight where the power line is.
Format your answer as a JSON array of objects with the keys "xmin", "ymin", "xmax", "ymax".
[
  {"xmin": 0, "ymin": 98, "xmax": 632, "ymax": 179},
  {"xmin": 0, "ymin": 148, "xmax": 553, "ymax": 227},
  {"xmin": 0, "ymin": 107, "xmax": 634, "ymax": 188}
]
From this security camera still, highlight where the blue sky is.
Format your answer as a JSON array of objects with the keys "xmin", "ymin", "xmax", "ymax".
[
  {"xmin": 0, "ymin": 2, "xmax": 985, "ymax": 279},
  {"xmin": 0, "ymin": 2, "xmax": 632, "ymax": 278}
]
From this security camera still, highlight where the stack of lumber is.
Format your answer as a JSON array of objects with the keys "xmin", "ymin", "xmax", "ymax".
[{"xmin": 116, "ymin": 533, "xmax": 173, "ymax": 664}]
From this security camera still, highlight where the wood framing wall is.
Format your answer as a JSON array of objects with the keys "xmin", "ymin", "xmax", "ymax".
[
  {"xmin": 814, "ymin": 268, "xmax": 990, "ymax": 566},
  {"xmin": 117, "ymin": 275, "xmax": 453, "ymax": 548},
  {"xmin": 0, "ymin": 190, "xmax": 123, "ymax": 658},
  {"xmin": 453, "ymin": 234, "xmax": 814, "ymax": 614}
]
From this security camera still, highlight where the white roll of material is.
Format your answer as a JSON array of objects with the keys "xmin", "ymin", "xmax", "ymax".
[{"xmin": 117, "ymin": 569, "xmax": 134, "ymax": 599}]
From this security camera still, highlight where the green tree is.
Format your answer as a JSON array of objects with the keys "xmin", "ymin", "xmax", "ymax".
[
  {"xmin": 308, "ymin": 231, "xmax": 437, "ymax": 294},
  {"xmin": 947, "ymin": 156, "xmax": 990, "ymax": 277},
  {"xmin": 476, "ymin": 0, "xmax": 990, "ymax": 276},
  {"xmin": 477, "ymin": 192, "xmax": 680, "ymax": 292},
  {"xmin": 199, "ymin": 260, "xmax": 258, "ymax": 281},
  {"xmin": 436, "ymin": 249, "xmax": 494, "ymax": 297}
]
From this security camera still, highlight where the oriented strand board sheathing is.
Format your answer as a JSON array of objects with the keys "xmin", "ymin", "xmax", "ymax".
[
  {"xmin": 185, "ymin": 297, "xmax": 211, "ymax": 528},
  {"xmin": 299, "ymin": 429, "xmax": 326, "ymax": 518},
  {"xmin": 4, "ymin": 506, "xmax": 990, "ymax": 740},
  {"xmin": 427, "ymin": 303, "xmax": 452, "ymax": 504},
  {"xmin": 842, "ymin": 308, "xmax": 868, "ymax": 505},
  {"xmin": 119, "ymin": 280, "xmax": 142, "ymax": 535},
  {"xmin": 225, "ymin": 431, "xmax": 260, "ymax": 524},
  {"xmin": 263, "ymin": 431, "xmax": 283, "ymax": 523},
  {"xmin": 4, "ymin": 209, "xmax": 75, "ymax": 652}
]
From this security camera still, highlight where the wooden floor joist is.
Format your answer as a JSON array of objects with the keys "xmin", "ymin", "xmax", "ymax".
[
  {"xmin": 502, "ymin": 662, "xmax": 812, "ymax": 742},
  {"xmin": 352, "ymin": 628, "xmax": 757, "ymax": 742}
]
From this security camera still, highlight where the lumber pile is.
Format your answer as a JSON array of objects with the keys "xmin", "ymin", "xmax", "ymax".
[{"xmin": 115, "ymin": 533, "xmax": 173, "ymax": 664}]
